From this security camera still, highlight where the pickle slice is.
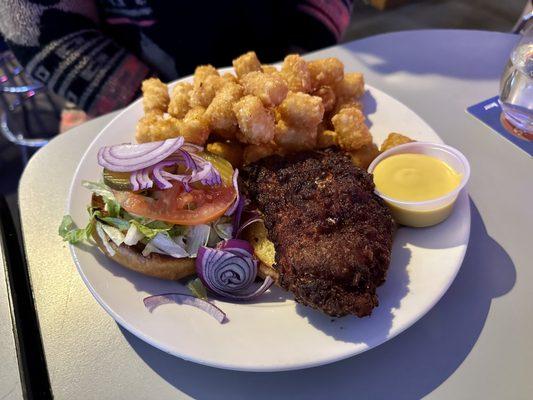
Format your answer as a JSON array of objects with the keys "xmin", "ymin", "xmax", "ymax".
[
  {"xmin": 103, "ymin": 169, "xmax": 133, "ymax": 191},
  {"xmin": 199, "ymin": 151, "xmax": 234, "ymax": 186}
]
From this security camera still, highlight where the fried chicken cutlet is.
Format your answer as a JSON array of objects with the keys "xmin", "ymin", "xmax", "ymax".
[{"xmin": 241, "ymin": 148, "xmax": 394, "ymax": 317}]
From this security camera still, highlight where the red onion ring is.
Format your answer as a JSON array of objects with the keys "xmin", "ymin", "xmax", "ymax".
[
  {"xmin": 98, "ymin": 137, "xmax": 184, "ymax": 172},
  {"xmin": 236, "ymin": 216, "xmax": 263, "ymax": 238},
  {"xmin": 130, "ymin": 170, "xmax": 140, "ymax": 191},
  {"xmin": 225, "ymin": 170, "xmax": 240, "ymax": 217},
  {"xmin": 217, "ymin": 239, "xmax": 254, "ymax": 254},
  {"xmin": 196, "ymin": 243, "xmax": 273, "ymax": 301},
  {"xmin": 143, "ymin": 293, "xmax": 227, "ymax": 323}
]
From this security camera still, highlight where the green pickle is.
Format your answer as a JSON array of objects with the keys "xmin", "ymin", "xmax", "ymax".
[
  {"xmin": 103, "ymin": 169, "xmax": 132, "ymax": 191},
  {"xmin": 198, "ymin": 151, "xmax": 234, "ymax": 186}
]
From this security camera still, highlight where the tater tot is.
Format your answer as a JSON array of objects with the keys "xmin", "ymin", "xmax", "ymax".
[
  {"xmin": 194, "ymin": 65, "xmax": 219, "ymax": 81},
  {"xmin": 141, "ymin": 77, "xmax": 169, "ymax": 114},
  {"xmin": 330, "ymin": 99, "xmax": 363, "ymax": 118},
  {"xmin": 243, "ymin": 143, "xmax": 278, "ymax": 165},
  {"xmin": 136, "ymin": 112, "xmax": 180, "ymax": 143},
  {"xmin": 204, "ymin": 82, "xmax": 243, "ymax": 139},
  {"xmin": 277, "ymin": 91, "xmax": 324, "ymax": 129},
  {"xmin": 274, "ymin": 119, "xmax": 317, "ymax": 151},
  {"xmin": 280, "ymin": 54, "xmax": 312, "ymax": 93},
  {"xmin": 233, "ymin": 95, "xmax": 275, "ymax": 145},
  {"xmin": 316, "ymin": 128, "xmax": 338, "ymax": 149},
  {"xmin": 350, "ymin": 143, "xmax": 380, "ymax": 169},
  {"xmin": 312, "ymin": 86, "xmax": 336, "ymax": 113},
  {"xmin": 241, "ymin": 71, "xmax": 288, "ymax": 106},
  {"xmin": 232, "ymin": 51, "xmax": 262, "ymax": 78},
  {"xmin": 168, "ymin": 82, "xmax": 192, "ymax": 119},
  {"xmin": 261, "ymin": 65, "xmax": 278, "ymax": 74},
  {"xmin": 189, "ymin": 74, "xmax": 223, "ymax": 108},
  {"xmin": 331, "ymin": 106, "xmax": 372, "ymax": 151},
  {"xmin": 221, "ymin": 73, "xmax": 238, "ymax": 84},
  {"xmin": 179, "ymin": 106, "xmax": 210, "ymax": 145},
  {"xmin": 206, "ymin": 141, "xmax": 243, "ymax": 168},
  {"xmin": 334, "ymin": 72, "xmax": 365, "ymax": 101},
  {"xmin": 380, "ymin": 132, "xmax": 414, "ymax": 152},
  {"xmin": 308, "ymin": 58, "xmax": 344, "ymax": 90}
]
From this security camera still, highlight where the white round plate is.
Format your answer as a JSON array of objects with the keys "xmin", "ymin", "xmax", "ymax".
[{"xmin": 67, "ymin": 70, "xmax": 470, "ymax": 372}]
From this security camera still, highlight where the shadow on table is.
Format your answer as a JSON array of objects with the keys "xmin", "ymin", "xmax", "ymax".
[
  {"xmin": 122, "ymin": 200, "xmax": 515, "ymax": 400},
  {"xmin": 340, "ymin": 30, "xmax": 516, "ymax": 80}
]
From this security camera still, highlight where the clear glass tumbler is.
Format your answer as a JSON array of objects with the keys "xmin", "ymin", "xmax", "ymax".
[{"xmin": 499, "ymin": 21, "xmax": 533, "ymax": 141}]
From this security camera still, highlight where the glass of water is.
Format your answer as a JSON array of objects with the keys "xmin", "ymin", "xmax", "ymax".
[{"xmin": 499, "ymin": 21, "xmax": 533, "ymax": 141}]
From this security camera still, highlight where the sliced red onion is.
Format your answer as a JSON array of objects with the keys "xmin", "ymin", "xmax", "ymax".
[
  {"xmin": 138, "ymin": 167, "xmax": 153, "ymax": 190},
  {"xmin": 196, "ymin": 243, "xmax": 272, "ymax": 301},
  {"xmin": 236, "ymin": 216, "xmax": 263, "ymax": 238},
  {"xmin": 151, "ymin": 160, "xmax": 178, "ymax": 190},
  {"xmin": 160, "ymin": 171, "xmax": 192, "ymax": 192},
  {"xmin": 143, "ymin": 293, "xmax": 227, "ymax": 323},
  {"xmin": 130, "ymin": 170, "xmax": 140, "ymax": 191},
  {"xmin": 217, "ymin": 238, "xmax": 254, "ymax": 255},
  {"xmin": 230, "ymin": 197, "xmax": 245, "ymax": 236},
  {"xmin": 216, "ymin": 276, "xmax": 274, "ymax": 301},
  {"xmin": 177, "ymin": 149, "xmax": 197, "ymax": 171},
  {"xmin": 98, "ymin": 137, "xmax": 184, "ymax": 172},
  {"xmin": 225, "ymin": 170, "xmax": 240, "ymax": 217},
  {"xmin": 181, "ymin": 143, "xmax": 203, "ymax": 153},
  {"xmin": 197, "ymin": 246, "xmax": 256, "ymax": 291}
]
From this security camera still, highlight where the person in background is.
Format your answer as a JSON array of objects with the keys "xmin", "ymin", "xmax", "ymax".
[{"xmin": 0, "ymin": 1, "xmax": 353, "ymax": 117}]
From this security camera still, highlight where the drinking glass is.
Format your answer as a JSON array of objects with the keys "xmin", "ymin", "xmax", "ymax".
[{"xmin": 499, "ymin": 19, "xmax": 533, "ymax": 140}]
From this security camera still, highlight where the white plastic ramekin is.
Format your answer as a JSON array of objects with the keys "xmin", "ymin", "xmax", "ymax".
[{"xmin": 367, "ymin": 142, "xmax": 471, "ymax": 227}]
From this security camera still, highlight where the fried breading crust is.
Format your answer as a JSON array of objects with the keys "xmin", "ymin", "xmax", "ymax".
[{"xmin": 242, "ymin": 149, "xmax": 394, "ymax": 317}]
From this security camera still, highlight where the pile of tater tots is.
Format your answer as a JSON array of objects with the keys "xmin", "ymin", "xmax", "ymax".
[{"xmin": 136, "ymin": 51, "xmax": 412, "ymax": 168}]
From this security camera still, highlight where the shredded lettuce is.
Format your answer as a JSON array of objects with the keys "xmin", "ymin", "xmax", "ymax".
[
  {"xmin": 59, "ymin": 215, "xmax": 94, "ymax": 244},
  {"xmin": 98, "ymin": 216, "xmax": 130, "ymax": 231},
  {"xmin": 212, "ymin": 217, "xmax": 233, "ymax": 240},
  {"xmin": 185, "ymin": 225, "xmax": 210, "ymax": 257},
  {"xmin": 130, "ymin": 220, "xmax": 171, "ymax": 239},
  {"xmin": 82, "ymin": 180, "xmax": 115, "ymax": 201},
  {"xmin": 82, "ymin": 180, "xmax": 121, "ymax": 217},
  {"xmin": 187, "ymin": 278, "xmax": 208, "ymax": 300},
  {"xmin": 124, "ymin": 224, "xmax": 143, "ymax": 246},
  {"xmin": 95, "ymin": 221, "xmax": 115, "ymax": 256},
  {"xmin": 148, "ymin": 233, "xmax": 189, "ymax": 258},
  {"xmin": 100, "ymin": 223, "xmax": 125, "ymax": 246},
  {"xmin": 141, "ymin": 242, "xmax": 163, "ymax": 257}
]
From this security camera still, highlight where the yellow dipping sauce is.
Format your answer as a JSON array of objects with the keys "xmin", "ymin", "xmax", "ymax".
[
  {"xmin": 372, "ymin": 153, "xmax": 463, "ymax": 227},
  {"xmin": 373, "ymin": 153, "xmax": 461, "ymax": 202}
]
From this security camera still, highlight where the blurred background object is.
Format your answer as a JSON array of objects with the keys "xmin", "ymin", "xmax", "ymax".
[{"xmin": 0, "ymin": 0, "xmax": 528, "ymax": 217}]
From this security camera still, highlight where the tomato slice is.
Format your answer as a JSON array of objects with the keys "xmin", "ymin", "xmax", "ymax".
[{"xmin": 113, "ymin": 182, "xmax": 236, "ymax": 226}]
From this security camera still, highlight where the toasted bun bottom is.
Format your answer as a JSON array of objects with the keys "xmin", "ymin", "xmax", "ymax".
[{"xmin": 91, "ymin": 195, "xmax": 195, "ymax": 281}]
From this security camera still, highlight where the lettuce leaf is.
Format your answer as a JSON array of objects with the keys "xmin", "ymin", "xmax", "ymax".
[
  {"xmin": 100, "ymin": 223, "xmax": 125, "ymax": 246},
  {"xmin": 58, "ymin": 215, "xmax": 94, "ymax": 244},
  {"xmin": 82, "ymin": 180, "xmax": 115, "ymax": 201},
  {"xmin": 82, "ymin": 180, "xmax": 121, "ymax": 217},
  {"xmin": 130, "ymin": 220, "xmax": 172, "ymax": 239},
  {"xmin": 98, "ymin": 216, "xmax": 130, "ymax": 231},
  {"xmin": 185, "ymin": 225, "xmax": 210, "ymax": 257},
  {"xmin": 187, "ymin": 278, "xmax": 208, "ymax": 300}
]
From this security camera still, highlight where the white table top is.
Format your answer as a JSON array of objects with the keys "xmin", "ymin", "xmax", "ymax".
[
  {"xmin": 19, "ymin": 30, "xmax": 533, "ymax": 399},
  {"xmin": 0, "ymin": 230, "xmax": 23, "ymax": 399}
]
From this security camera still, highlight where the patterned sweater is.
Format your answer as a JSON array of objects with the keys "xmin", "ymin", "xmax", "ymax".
[{"xmin": 0, "ymin": 0, "xmax": 353, "ymax": 116}]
